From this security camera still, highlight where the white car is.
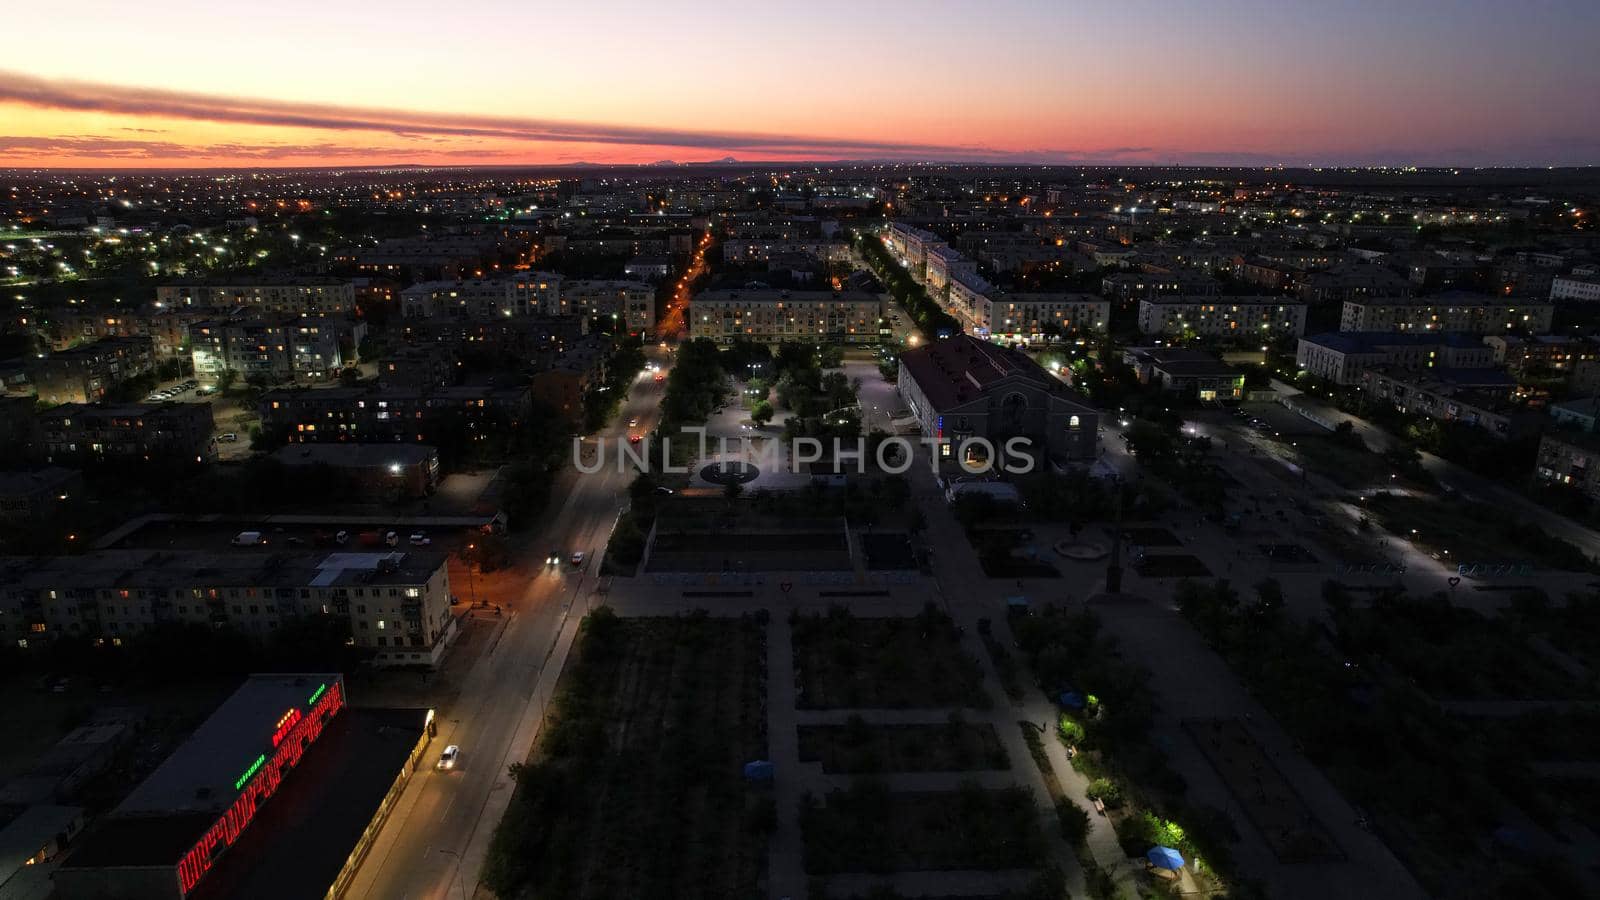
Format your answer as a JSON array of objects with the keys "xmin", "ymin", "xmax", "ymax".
[
  {"xmin": 570, "ymin": 551, "xmax": 586, "ymax": 567},
  {"xmin": 628, "ymin": 417, "xmax": 639, "ymax": 427},
  {"xmin": 409, "ymin": 533, "xmax": 431, "ymax": 546},
  {"xmin": 436, "ymin": 744, "xmax": 460, "ymax": 770}
]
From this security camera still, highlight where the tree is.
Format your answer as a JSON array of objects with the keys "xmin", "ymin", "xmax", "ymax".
[{"xmin": 751, "ymin": 400, "xmax": 774, "ymax": 426}]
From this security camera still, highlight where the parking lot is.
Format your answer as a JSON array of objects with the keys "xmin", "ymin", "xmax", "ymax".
[{"xmin": 109, "ymin": 517, "xmax": 483, "ymax": 556}]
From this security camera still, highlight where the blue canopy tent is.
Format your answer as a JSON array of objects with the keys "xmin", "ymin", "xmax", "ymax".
[{"xmin": 1147, "ymin": 846, "xmax": 1184, "ymax": 870}]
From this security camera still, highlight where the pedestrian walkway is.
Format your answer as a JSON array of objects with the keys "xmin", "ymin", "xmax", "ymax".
[{"xmin": 766, "ymin": 612, "xmax": 807, "ymax": 900}]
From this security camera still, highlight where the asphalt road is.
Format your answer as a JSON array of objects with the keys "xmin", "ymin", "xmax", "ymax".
[{"xmin": 343, "ymin": 351, "xmax": 671, "ymax": 900}]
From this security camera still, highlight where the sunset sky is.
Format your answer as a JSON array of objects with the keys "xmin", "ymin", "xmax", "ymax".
[{"xmin": 3, "ymin": 0, "xmax": 1598, "ymax": 168}]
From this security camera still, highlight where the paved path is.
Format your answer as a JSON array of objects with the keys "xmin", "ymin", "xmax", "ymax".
[{"xmin": 766, "ymin": 612, "xmax": 807, "ymax": 900}]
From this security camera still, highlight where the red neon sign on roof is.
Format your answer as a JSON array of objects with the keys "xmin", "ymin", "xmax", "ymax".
[
  {"xmin": 271, "ymin": 708, "xmax": 302, "ymax": 748},
  {"xmin": 175, "ymin": 680, "xmax": 345, "ymax": 896}
]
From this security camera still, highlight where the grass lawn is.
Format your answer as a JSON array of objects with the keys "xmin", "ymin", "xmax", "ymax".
[
  {"xmin": 798, "ymin": 716, "xmax": 1008, "ymax": 773},
  {"xmin": 801, "ymin": 781, "xmax": 1047, "ymax": 874},
  {"xmin": 791, "ymin": 607, "xmax": 989, "ymax": 709},
  {"xmin": 1364, "ymin": 493, "xmax": 1599, "ymax": 573},
  {"xmin": 484, "ymin": 609, "xmax": 769, "ymax": 900}
]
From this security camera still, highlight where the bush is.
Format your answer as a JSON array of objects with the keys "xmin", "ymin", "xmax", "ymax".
[
  {"xmin": 1055, "ymin": 800, "xmax": 1090, "ymax": 846},
  {"xmin": 1085, "ymin": 778, "xmax": 1122, "ymax": 807},
  {"xmin": 1057, "ymin": 715, "xmax": 1085, "ymax": 746}
]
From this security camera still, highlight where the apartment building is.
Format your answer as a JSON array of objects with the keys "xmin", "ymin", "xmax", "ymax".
[
  {"xmin": 689, "ymin": 289, "xmax": 881, "ymax": 343},
  {"xmin": 883, "ymin": 222, "xmax": 947, "ymax": 282},
  {"xmin": 1101, "ymin": 271, "xmax": 1220, "ymax": 301},
  {"xmin": 1296, "ymin": 332, "xmax": 1495, "ymax": 385},
  {"xmin": 399, "ymin": 279, "xmax": 519, "ymax": 320},
  {"xmin": 37, "ymin": 402, "xmax": 216, "ymax": 464},
  {"xmin": 1358, "ymin": 366, "xmax": 1529, "ymax": 438},
  {"xmin": 155, "ymin": 279, "xmax": 355, "ymax": 316},
  {"xmin": 1296, "ymin": 265, "xmax": 1415, "ymax": 305},
  {"xmin": 1483, "ymin": 334, "xmax": 1600, "ymax": 378},
  {"xmin": 1551, "ymin": 275, "xmax": 1600, "ymax": 303},
  {"xmin": 28, "ymin": 337, "xmax": 158, "ymax": 405},
  {"xmin": 259, "ymin": 384, "xmax": 532, "ymax": 444},
  {"xmin": 559, "ymin": 279, "xmax": 656, "ymax": 331},
  {"xmin": 978, "ymin": 293, "xmax": 1110, "ymax": 340},
  {"xmin": 190, "ymin": 317, "xmax": 353, "ymax": 385},
  {"xmin": 1535, "ymin": 431, "xmax": 1600, "ymax": 499},
  {"xmin": 0, "ymin": 549, "xmax": 454, "ymax": 667},
  {"xmin": 1339, "ymin": 293, "xmax": 1554, "ymax": 334},
  {"xmin": 24, "ymin": 307, "xmax": 207, "ymax": 359},
  {"xmin": 1136, "ymin": 296, "xmax": 1307, "ymax": 338},
  {"xmin": 722, "ymin": 239, "xmax": 850, "ymax": 264}
]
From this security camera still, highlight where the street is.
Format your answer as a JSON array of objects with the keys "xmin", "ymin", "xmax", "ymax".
[{"xmin": 342, "ymin": 351, "xmax": 671, "ymax": 900}]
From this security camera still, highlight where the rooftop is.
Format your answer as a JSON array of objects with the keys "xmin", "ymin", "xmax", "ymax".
[
  {"xmin": 900, "ymin": 334, "xmax": 1090, "ymax": 412},
  {"xmin": 271, "ymin": 444, "xmax": 438, "ymax": 469},
  {"xmin": 114, "ymin": 674, "xmax": 343, "ymax": 818},
  {"xmin": 0, "ymin": 548, "xmax": 447, "ymax": 594},
  {"xmin": 1300, "ymin": 331, "xmax": 1488, "ymax": 352}
]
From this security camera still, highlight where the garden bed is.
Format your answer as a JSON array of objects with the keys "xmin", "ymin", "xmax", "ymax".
[
  {"xmin": 801, "ymin": 782, "xmax": 1047, "ymax": 874},
  {"xmin": 798, "ymin": 716, "xmax": 1008, "ymax": 773},
  {"xmin": 484, "ymin": 610, "xmax": 769, "ymax": 900},
  {"xmin": 792, "ymin": 607, "xmax": 989, "ymax": 709}
]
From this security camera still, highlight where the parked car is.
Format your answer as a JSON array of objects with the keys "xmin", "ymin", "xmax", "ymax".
[
  {"xmin": 409, "ymin": 533, "xmax": 431, "ymax": 546},
  {"xmin": 231, "ymin": 531, "xmax": 264, "ymax": 546},
  {"xmin": 218, "ymin": 432, "xmax": 238, "ymax": 443},
  {"xmin": 384, "ymin": 531, "xmax": 399, "ymax": 547}
]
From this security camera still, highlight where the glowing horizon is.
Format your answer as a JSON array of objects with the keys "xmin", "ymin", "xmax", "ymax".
[{"xmin": 3, "ymin": 0, "xmax": 1598, "ymax": 169}]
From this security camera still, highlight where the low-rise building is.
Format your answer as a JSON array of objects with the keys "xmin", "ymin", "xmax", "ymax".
[
  {"xmin": 1101, "ymin": 271, "xmax": 1219, "ymax": 301},
  {"xmin": 29, "ymin": 337, "xmax": 157, "ymax": 406},
  {"xmin": 1550, "ymin": 275, "xmax": 1600, "ymax": 303},
  {"xmin": 1339, "ymin": 293, "xmax": 1554, "ymax": 334},
  {"xmin": 1123, "ymin": 348, "xmax": 1245, "ymax": 400},
  {"xmin": 897, "ymin": 334, "xmax": 1098, "ymax": 464},
  {"xmin": 270, "ymin": 443, "xmax": 440, "ymax": 499},
  {"xmin": 1358, "ymin": 366, "xmax": 1530, "ymax": 437},
  {"xmin": 0, "ymin": 467, "xmax": 82, "ymax": 522},
  {"xmin": 1296, "ymin": 264, "xmax": 1414, "ymax": 305},
  {"xmin": 1483, "ymin": 334, "xmax": 1600, "ymax": 379},
  {"xmin": 258, "ymin": 384, "xmax": 531, "ymax": 445},
  {"xmin": 155, "ymin": 279, "xmax": 355, "ymax": 316},
  {"xmin": 689, "ymin": 289, "xmax": 881, "ymax": 343},
  {"xmin": 1136, "ymin": 296, "xmax": 1306, "ymax": 338},
  {"xmin": 529, "ymin": 336, "xmax": 610, "ymax": 424},
  {"xmin": 53, "ymin": 674, "xmax": 429, "ymax": 900},
  {"xmin": 0, "ymin": 549, "xmax": 453, "ymax": 666},
  {"xmin": 1536, "ymin": 431, "xmax": 1600, "ymax": 498},
  {"xmin": 1296, "ymin": 332, "xmax": 1495, "ymax": 385},
  {"xmin": 399, "ymin": 279, "xmax": 518, "ymax": 320},
  {"xmin": 883, "ymin": 223, "xmax": 947, "ymax": 283},
  {"xmin": 559, "ymin": 280, "xmax": 656, "ymax": 331},
  {"xmin": 37, "ymin": 403, "xmax": 215, "ymax": 464},
  {"xmin": 977, "ymin": 293, "xmax": 1109, "ymax": 341},
  {"xmin": 1548, "ymin": 396, "xmax": 1600, "ymax": 433},
  {"xmin": 190, "ymin": 317, "xmax": 353, "ymax": 386}
]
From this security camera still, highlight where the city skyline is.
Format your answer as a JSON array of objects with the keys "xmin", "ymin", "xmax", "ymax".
[{"xmin": 4, "ymin": 0, "xmax": 1599, "ymax": 169}]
